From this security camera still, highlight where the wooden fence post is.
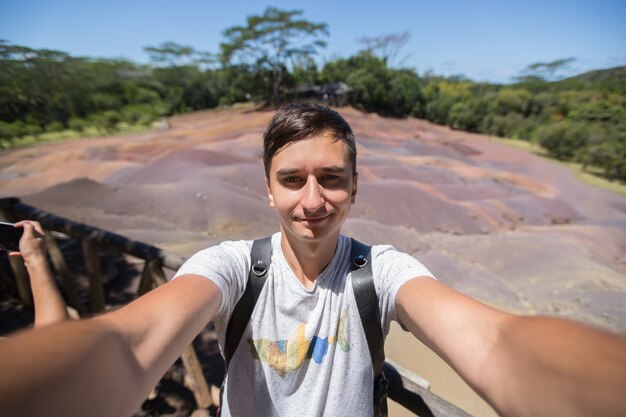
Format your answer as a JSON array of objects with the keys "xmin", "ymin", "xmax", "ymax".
[
  {"xmin": 385, "ymin": 360, "xmax": 473, "ymax": 417},
  {"xmin": 181, "ymin": 346, "xmax": 215, "ymax": 409},
  {"xmin": 148, "ymin": 261, "xmax": 167, "ymax": 286},
  {"xmin": 137, "ymin": 260, "xmax": 154, "ymax": 297},
  {"xmin": 0, "ymin": 199, "xmax": 33, "ymax": 308},
  {"xmin": 7, "ymin": 256, "xmax": 33, "ymax": 308},
  {"xmin": 46, "ymin": 235, "xmax": 86, "ymax": 316},
  {"xmin": 82, "ymin": 239, "xmax": 105, "ymax": 313}
]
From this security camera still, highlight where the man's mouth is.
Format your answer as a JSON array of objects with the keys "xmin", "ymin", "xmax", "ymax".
[{"xmin": 297, "ymin": 214, "xmax": 332, "ymax": 223}]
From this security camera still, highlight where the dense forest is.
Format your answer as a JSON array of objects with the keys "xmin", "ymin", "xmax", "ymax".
[{"xmin": 1, "ymin": 7, "xmax": 624, "ymax": 180}]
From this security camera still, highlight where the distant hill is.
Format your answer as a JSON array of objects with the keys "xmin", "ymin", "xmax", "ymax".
[{"xmin": 551, "ymin": 66, "xmax": 626, "ymax": 93}]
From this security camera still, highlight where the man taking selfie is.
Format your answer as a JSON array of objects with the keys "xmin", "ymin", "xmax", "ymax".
[{"xmin": 1, "ymin": 103, "xmax": 625, "ymax": 417}]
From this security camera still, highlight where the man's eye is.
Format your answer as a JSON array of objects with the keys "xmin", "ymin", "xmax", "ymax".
[
  {"xmin": 283, "ymin": 176, "xmax": 301, "ymax": 184},
  {"xmin": 321, "ymin": 175, "xmax": 340, "ymax": 181}
]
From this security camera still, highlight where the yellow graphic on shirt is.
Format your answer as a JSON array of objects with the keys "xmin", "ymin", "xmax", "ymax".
[{"xmin": 247, "ymin": 308, "xmax": 350, "ymax": 377}]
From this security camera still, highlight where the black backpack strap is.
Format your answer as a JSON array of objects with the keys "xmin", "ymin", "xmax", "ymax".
[
  {"xmin": 350, "ymin": 238, "xmax": 388, "ymax": 417},
  {"xmin": 224, "ymin": 236, "xmax": 272, "ymax": 370}
]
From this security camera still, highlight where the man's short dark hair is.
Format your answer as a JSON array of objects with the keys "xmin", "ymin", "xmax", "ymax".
[{"xmin": 263, "ymin": 103, "xmax": 356, "ymax": 176}]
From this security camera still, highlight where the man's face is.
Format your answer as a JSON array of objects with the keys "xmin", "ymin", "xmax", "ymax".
[{"xmin": 265, "ymin": 133, "xmax": 357, "ymax": 243}]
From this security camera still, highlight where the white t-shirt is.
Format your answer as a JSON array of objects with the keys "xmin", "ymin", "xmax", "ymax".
[{"xmin": 174, "ymin": 233, "xmax": 434, "ymax": 416}]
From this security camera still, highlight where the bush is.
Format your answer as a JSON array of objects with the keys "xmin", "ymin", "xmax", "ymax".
[
  {"xmin": 448, "ymin": 99, "xmax": 488, "ymax": 132},
  {"xmin": 577, "ymin": 125, "xmax": 626, "ymax": 180},
  {"xmin": 425, "ymin": 95, "xmax": 457, "ymax": 125},
  {"xmin": 481, "ymin": 113, "xmax": 529, "ymax": 138},
  {"xmin": 124, "ymin": 84, "xmax": 162, "ymax": 104},
  {"xmin": 90, "ymin": 93, "xmax": 122, "ymax": 111},
  {"xmin": 68, "ymin": 117, "xmax": 87, "ymax": 132},
  {"xmin": 567, "ymin": 101, "xmax": 625, "ymax": 124},
  {"xmin": 346, "ymin": 68, "xmax": 388, "ymax": 112},
  {"xmin": 0, "ymin": 120, "xmax": 25, "ymax": 148},
  {"xmin": 45, "ymin": 121, "xmax": 65, "ymax": 133},
  {"xmin": 0, "ymin": 120, "xmax": 25, "ymax": 139},
  {"xmin": 182, "ymin": 77, "xmax": 221, "ymax": 110},
  {"xmin": 489, "ymin": 88, "xmax": 534, "ymax": 116},
  {"xmin": 387, "ymin": 70, "xmax": 424, "ymax": 117},
  {"xmin": 120, "ymin": 103, "xmax": 162, "ymax": 125},
  {"xmin": 536, "ymin": 121, "xmax": 589, "ymax": 160},
  {"xmin": 578, "ymin": 141, "xmax": 626, "ymax": 180},
  {"xmin": 89, "ymin": 110, "xmax": 122, "ymax": 133}
]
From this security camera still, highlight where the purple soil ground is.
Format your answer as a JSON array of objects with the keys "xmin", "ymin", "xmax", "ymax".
[{"xmin": 1, "ymin": 105, "xmax": 625, "ymax": 334}]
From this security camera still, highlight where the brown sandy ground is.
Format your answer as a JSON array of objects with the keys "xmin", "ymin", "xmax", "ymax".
[{"xmin": 1, "ymin": 105, "xmax": 625, "ymax": 416}]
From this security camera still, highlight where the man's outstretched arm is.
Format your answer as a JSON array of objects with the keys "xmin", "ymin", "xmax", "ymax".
[
  {"xmin": 0, "ymin": 274, "xmax": 220, "ymax": 417},
  {"xmin": 396, "ymin": 277, "xmax": 626, "ymax": 417}
]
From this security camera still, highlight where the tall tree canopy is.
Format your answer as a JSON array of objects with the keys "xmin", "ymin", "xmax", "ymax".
[
  {"xmin": 143, "ymin": 41, "xmax": 216, "ymax": 69},
  {"xmin": 220, "ymin": 7, "xmax": 328, "ymax": 105},
  {"xmin": 517, "ymin": 57, "xmax": 577, "ymax": 82},
  {"xmin": 356, "ymin": 31, "xmax": 411, "ymax": 66}
]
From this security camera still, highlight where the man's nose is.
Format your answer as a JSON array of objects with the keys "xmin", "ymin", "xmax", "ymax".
[{"xmin": 302, "ymin": 177, "xmax": 325, "ymax": 211}]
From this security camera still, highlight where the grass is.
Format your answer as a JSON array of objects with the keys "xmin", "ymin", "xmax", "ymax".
[
  {"xmin": 5, "ymin": 122, "xmax": 158, "ymax": 149},
  {"xmin": 491, "ymin": 136, "xmax": 626, "ymax": 197}
]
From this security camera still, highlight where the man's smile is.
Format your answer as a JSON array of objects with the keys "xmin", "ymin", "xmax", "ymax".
[
  {"xmin": 295, "ymin": 213, "xmax": 333, "ymax": 224},
  {"xmin": 295, "ymin": 213, "xmax": 333, "ymax": 226}
]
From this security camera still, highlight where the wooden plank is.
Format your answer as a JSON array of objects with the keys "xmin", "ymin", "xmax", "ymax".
[
  {"xmin": 386, "ymin": 358, "xmax": 431, "ymax": 391},
  {"xmin": 46, "ymin": 234, "xmax": 86, "ymax": 316},
  {"xmin": 0, "ymin": 254, "xmax": 15, "ymax": 295},
  {"xmin": 149, "ymin": 262, "xmax": 167, "ymax": 286},
  {"xmin": 181, "ymin": 346, "xmax": 214, "ymax": 409},
  {"xmin": 385, "ymin": 360, "xmax": 473, "ymax": 417},
  {"xmin": 137, "ymin": 261, "xmax": 154, "ymax": 297},
  {"xmin": 0, "ymin": 199, "xmax": 31, "ymax": 305},
  {"xmin": 137, "ymin": 260, "xmax": 167, "ymax": 297},
  {"xmin": 0, "ymin": 199, "xmax": 16, "ymax": 223},
  {"xmin": 5, "ymin": 199, "xmax": 187, "ymax": 271},
  {"xmin": 82, "ymin": 239, "xmax": 105, "ymax": 313},
  {"xmin": 8, "ymin": 255, "xmax": 33, "ymax": 308}
]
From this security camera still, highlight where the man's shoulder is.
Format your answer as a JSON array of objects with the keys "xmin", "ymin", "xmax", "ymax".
[
  {"xmin": 341, "ymin": 235, "xmax": 400, "ymax": 258},
  {"xmin": 195, "ymin": 238, "xmax": 253, "ymax": 258},
  {"xmin": 174, "ymin": 238, "xmax": 256, "ymax": 279}
]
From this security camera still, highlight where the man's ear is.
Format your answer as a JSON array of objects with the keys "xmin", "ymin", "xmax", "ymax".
[
  {"xmin": 265, "ymin": 176, "xmax": 275, "ymax": 207},
  {"xmin": 351, "ymin": 172, "xmax": 358, "ymax": 203}
]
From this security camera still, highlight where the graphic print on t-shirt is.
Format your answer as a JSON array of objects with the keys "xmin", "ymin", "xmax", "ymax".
[{"xmin": 247, "ymin": 308, "xmax": 350, "ymax": 377}]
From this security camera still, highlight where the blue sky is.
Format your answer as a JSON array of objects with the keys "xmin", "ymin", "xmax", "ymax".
[{"xmin": 1, "ymin": 0, "xmax": 624, "ymax": 83}]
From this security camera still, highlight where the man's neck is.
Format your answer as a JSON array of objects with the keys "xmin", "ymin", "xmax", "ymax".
[{"xmin": 280, "ymin": 230, "xmax": 340, "ymax": 290}]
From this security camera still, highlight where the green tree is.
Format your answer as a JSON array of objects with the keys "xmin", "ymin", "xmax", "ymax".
[
  {"xmin": 144, "ymin": 42, "xmax": 196, "ymax": 67},
  {"xmin": 220, "ymin": 7, "xmax": 328, "ymax": 105},
  {"xmin": 536, "ymin": 121, "xmax": 589, "ymax": 160},
  {"xmin": 356, "ymin": 31, "xmax": 411, "ymax": 66},
  {"xmin": 490, "ymin": 88, "xmax": 534, "ymax": 116},
  {"xmin": 321, "ymin": 51, "xmax": 394, "ymax": 113},
  {"xmin": 448, "ymin": 98, "xmax": 488, "ymax": 132},
  {"xmin": 290, "ymin": 56, "xmax": 319, "ymax": 87},
  {"xmin": 387, "ymin": 69, "xmax": 424, "ymax": 117},
  {"xmin": 516, "ymin": 57, "xmax": 577, "ymax": 82},
  {"xmin": 422, "ymin": 78, "xmax": 473, "ymax": 125},
  {"xmin": 579, "ymin": 140, "xmax": 626, "ymax": 180},
  {"xmin": 568, "ymin": 101, "xmax": 625, "ymax": 124}
]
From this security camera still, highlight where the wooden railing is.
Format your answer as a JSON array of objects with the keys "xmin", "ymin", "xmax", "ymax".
[{"xmin": 0, "ymin": 197, "xmax": 472, "ymax": 417}]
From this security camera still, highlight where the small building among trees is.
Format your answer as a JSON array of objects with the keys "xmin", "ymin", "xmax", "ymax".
[{"xmin": 288, "ymin": 82, "xmax": 353, "ymax": 106}]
